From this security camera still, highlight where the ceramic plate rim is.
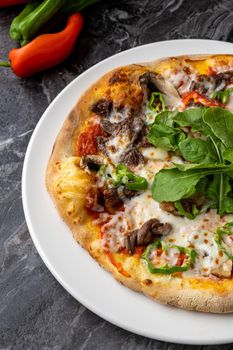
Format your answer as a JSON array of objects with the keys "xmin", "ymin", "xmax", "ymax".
[{"xmin": 22, "ymin": 39, "xmax": 233, "ymax": 345}]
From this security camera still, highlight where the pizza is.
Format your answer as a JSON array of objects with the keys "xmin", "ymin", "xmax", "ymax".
[{"xmin": 46, "ymin": 54, "xmax": 233, "ymax": 313}]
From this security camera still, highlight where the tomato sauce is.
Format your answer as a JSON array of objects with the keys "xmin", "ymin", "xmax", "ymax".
[{"xmin": 77, "ymin": 123, "xmax": 103, "ymax": 156}]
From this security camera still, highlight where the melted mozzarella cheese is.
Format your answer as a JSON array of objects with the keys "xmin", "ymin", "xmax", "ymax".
[
  {"xmin": 162, "ymin": 68, "xmax": 197, "ymax": 95},
  {"xmin": 109, "ymin": 107, "xmax": 130, "ymax": 123},
  {"xmin": 100, "ymin": 150, "xmax": 233, "ymax": 276},
  {"xmin": 141, "ymin": 147, "xmax": 169, "ymax": 161},
  {"xmin": 105, "ymin": 132, "xmax": 131, "ymax": 163},
  {"xmin": 187, "ymin": 225, "xmax": 232, "ymax": 277}
]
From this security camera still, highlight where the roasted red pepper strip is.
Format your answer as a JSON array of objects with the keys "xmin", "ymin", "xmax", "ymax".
[
  {"xmin": 8, "ymin": 12, "xmax": 83, "ymax": 77},
  {"xmin": 182, "ymin": 91, "xmax": 221, "ymax": 107},
  {"xmin": 0, "ymin": 0, "xmax": 28, "ymax": 7},
  {"xmin": 105, "ymin": 251, "xmax": 131, "ymax": 278}
]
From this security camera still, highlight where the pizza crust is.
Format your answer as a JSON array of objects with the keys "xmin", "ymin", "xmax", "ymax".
[{"xmin": 46, "ymin": 54, "xmax": 233, "ymax": 313}]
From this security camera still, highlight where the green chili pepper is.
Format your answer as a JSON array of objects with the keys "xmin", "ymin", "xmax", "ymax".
[
  {"xmin": 215, "ymin": 221, "xmax": 233, "ymax": 260},
  {"xmin": 149, "ymin": 92, "xmax": 165, "ymax": 113},
  {"xmin": 113, "ymin": 164, "xmax": 148, "ymax": 191},
  {"xmin": 17, "ymin": 0, "xmax": 65, "ymax": 46},
  {"xmin": 211, "ymin": 88, "xmax": 233, "ymax": 104},
  {"xmin": 61, "ymin": 0, "xmax": 101, "ymax": 14},
  {"xmin": 10, "ymin": 0, "xmax": 41, "ymax": 42},
  {"xmin": 142, "ymin": 239, "xmax": 197, "ymax": 274},
  {"xmin": 146, "ymin": 92, "xmax": 166, "ymax": 125}
]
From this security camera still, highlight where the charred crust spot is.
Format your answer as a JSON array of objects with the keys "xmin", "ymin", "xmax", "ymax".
[
  {"xmin": 109, "ymin": 71, "xmax": 129, "ymax": 85},
  {"xmin": 143, "ymin": 279, "xmax": 152, "ymax": 285},
  {"xmin": 91, "ymin": 99, "xmax": 112, "ymax": 117}
]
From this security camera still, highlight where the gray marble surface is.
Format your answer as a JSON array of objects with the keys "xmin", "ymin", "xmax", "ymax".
[{"xmin": 1, "ymin": 0, "xmax": 233, "ymax": 349}]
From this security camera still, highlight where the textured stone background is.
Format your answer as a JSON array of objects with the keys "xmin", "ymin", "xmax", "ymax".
[{"xmin": 1, "ymin": 0, "xmax": 233, "ymax": 349}]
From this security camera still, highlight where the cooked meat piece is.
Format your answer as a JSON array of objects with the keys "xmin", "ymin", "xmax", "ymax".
[
  {"xmin": 103, "ymin": 188, "xmax": 123, "ymax": 213},
  {"xmin": 131, "ymin": 116, "xmax": 145, "ymax": 134},
  {"xmin": 160, "ymin": 202, "xmax": 180, "ymax": 216},
  {"xmin": 96, "ymin": 136, "xmax": 108, "ymax": 155},
  {"xmin": 100, "ymin": 118, "xmax": 121, "ymax": 135},
  {"xmin": 134, "ymin": 125, "xmax": 151, "ymax": 148},
  {"xmin": 190, "ymin": 74, "xmax": 215, "ymax": 95},
  {"xmin": 120, "ymin": 148, "xmax": 144, "ymax": 168},
  {"xmin": 190, "ymin": 71, "xmax": 233, "ymax": 97},
  {"xmin": 91, "ymin": 99, "xmax": 112, "ymax": 117},
  {"xmin": 214, "ymin": 70, "xmax": 233, "ymax": 88},
  {"xmin": 181, "ymin": 199, "xmax": 193, "ymax": 213},
  {"xmin": 85, "ymin": 188, "xmax": 105, "ymax": 212},
  {"xmin": 80, "ymin": 155, "xmax": 104, "ymax": 173},
  {"xmin": 123, "ymin": 218, "xmax": 172, "ymax": 254}
]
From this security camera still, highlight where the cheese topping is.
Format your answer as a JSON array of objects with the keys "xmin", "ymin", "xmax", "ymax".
[
  {"xmin": 100, "ymin": 150, "xmax": 233, "ymax": 276},
  {"xmin": 79, "ymin": 61, "xmax": 233, "ymax": 278}
]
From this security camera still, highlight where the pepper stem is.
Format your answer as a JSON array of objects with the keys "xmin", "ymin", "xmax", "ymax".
[{"xmin": 0, "ymin": 61, "xmax": 11, "ymax": 67}]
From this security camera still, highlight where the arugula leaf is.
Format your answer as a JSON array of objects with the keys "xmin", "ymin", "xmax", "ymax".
[
  {"xmin": 152, "ymin": 168, "xmax": 203, "ymax": 202},
  {"xmin": 147, "ymin": 124, "xmax": 186, "ymax": 151},
  {"xmin": 206, "ymin": 174, "xmax": 233, "ymax": 215},
  {"xmin": 173, "ymin": 162, "xmax": 233, "ymax": 172},
  {"xmin": 178, "ymin": 137, "xmax": 218, "ymax": 164},
  {"xmin": 152, "ymin": 164, "xmax": 233, "ymax": 202},
  {"xmin": 155, "ymin": 110, "xmax": 177, "ymax": 127},
  {"xmin": 221, "ymin": 197, "xmax": 233, "ymax": 213},
  {"xmin": 223, "ymin": 148, "xmax": 233, "ymax": 163},
  {"xmin": 149, "ymin": 106, "xmax": 233, "ymax": 216},
  {"xmin": 174, "ymin": 201, "xmax": 201, "ymax": 220},
  {"xmin": 211, "ymin": 88, "xmax": 233, "ymax": 104},
  {"xmin": 174, "ymin": 108, "xmax": 212, "ymax": 135},
  {"xmin": 203, "ymin": 107, "xmax": 233, "ymax": 148}
]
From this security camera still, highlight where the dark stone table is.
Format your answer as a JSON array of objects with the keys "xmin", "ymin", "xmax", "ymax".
[{"xmin": 1, "ymin": 0, "xmax": 233, "ymax": 348}]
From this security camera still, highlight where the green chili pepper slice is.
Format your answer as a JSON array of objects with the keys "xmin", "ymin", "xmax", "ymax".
[
  {"xmin": 142, "ymin": 239, "xmax": 197, "ymax": 274},
  {"xmin": 17, "ymin": 0, "xmax": 65, "ymax": 46},
  {"xmin": 146, "ymin": 92, "xmax": 166, "ymax": 125},
  {"xmin": 215, "ymin": 221, "xmax": 233, "ymax": 260},
  {"xmin": 61, "ymin": 0, "xmax": 101, "ymax": 14},
  {"xmin": 10, "ymin": 0, "xmax": 41, "ymax": 42},
  {"xmin": 211, "ymin": 88, "xmax": 233, "ymax": 104},
  {"xmin": 149, "ymin": 92, "xmax": 166, "ymax": 113},
  {"xmin": 113, "ymin": 164, "xmax": 148, "ymax": 191}
]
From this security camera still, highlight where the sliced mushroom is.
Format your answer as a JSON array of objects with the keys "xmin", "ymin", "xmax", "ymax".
[
  {"xmin": 80, "ymin": 155, "xmax": 104, "ymax": 173},
  {"xmin": 159, "ymin": 202, "xmax": 180, "ymax": 216},
  {"xmin": 139, "ymin": 71, "xmax": 181, "ymax": 109},
  {"xmin": 123, "ymin": 218, "xmax": 172, "ymax": 254},
  {"xmin": 117, "ymin": 186, "xmax": 140, "ymax": 200}
]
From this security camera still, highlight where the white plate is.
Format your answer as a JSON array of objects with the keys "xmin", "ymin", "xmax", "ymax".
[{"xmin": 22, "ymin": 40, "xmax": 233, "ymax": 345}]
